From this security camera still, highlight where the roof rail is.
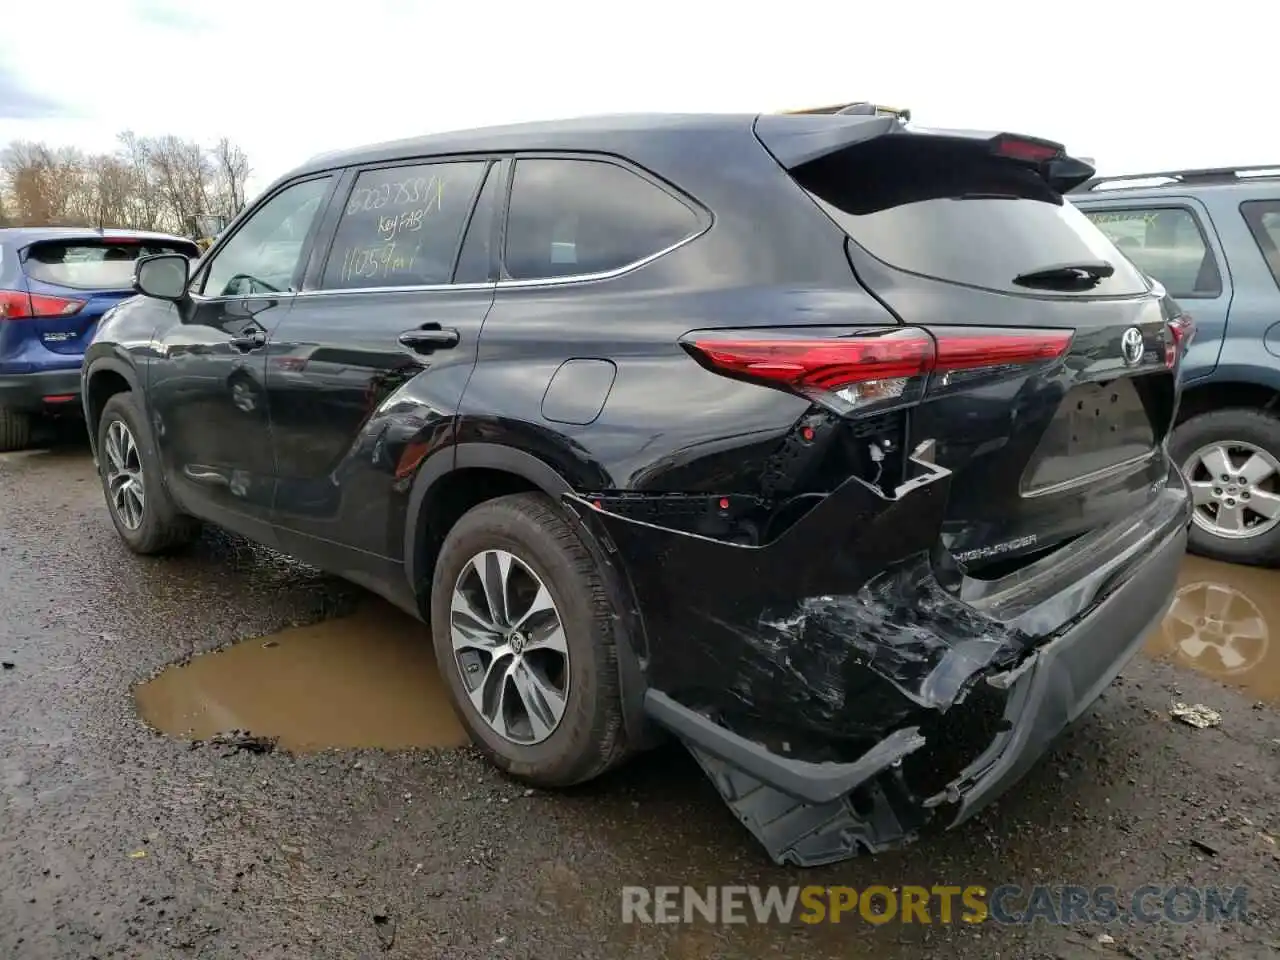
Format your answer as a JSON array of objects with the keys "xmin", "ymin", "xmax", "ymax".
[{"xmin": 1074, "ymin": 164, "xmax": 1280, "ymax": 192}]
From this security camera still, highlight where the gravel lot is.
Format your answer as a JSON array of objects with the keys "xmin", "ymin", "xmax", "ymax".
[{"xmin": 2, "ymin": 429, "xmax": 1278, "ymax": 958}]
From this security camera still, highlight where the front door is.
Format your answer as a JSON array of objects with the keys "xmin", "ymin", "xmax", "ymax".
[
  {"xmin": 149, "ymin": 175, "xmax": 336, "ymax": 541},
  {"xmin": 265, "ymin": 156, "xmax": 504, "ymax": 593}
]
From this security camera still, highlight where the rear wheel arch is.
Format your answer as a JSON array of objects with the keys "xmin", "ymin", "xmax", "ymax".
[
  {"xmin": 405, "ymin": 442, "xmax": 655, "ymax": 747},
  {"xmin": 1176, "ymin": 378, "xmax": 1280, "ymax": 425},
  {"xmin": 404, "ymin": 443, "xmax": 574, "ymax": 605}
]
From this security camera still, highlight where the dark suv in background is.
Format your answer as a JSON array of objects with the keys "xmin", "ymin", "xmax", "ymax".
[
  {"xmin": 83, "ymin": 112, "xmax": 1191, "ymax": 865},
  {"xmin": 1072, "ymin": 167, "xmax": 1280, "ymax": 565}
]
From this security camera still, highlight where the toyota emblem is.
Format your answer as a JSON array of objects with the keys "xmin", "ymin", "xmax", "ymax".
[{"xmin": 1121, "ymin": 327, "xmax": 1144, "ymax": 366}]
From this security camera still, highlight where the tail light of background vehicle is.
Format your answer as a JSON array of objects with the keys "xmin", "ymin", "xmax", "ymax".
[
  {"xmin": 0, "ymin": 291, "xmax": 86, "ymax": 321},
  {"xmin": 1166, "ymin": 313, "xmax": 1194, "ymax": 369},
  {"xmin": 682, "ymin": 327, "xmax": 1074, "ymax": 416}
]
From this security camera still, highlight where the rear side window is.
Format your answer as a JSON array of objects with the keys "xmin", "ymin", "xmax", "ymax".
[
  {"xmin": 322, "ymin": 160, "xmax": 487, "ymax": 290},
  {"xmin": 792, "ymin": 136, "xmax": 1149, "ymax": 296},
  {"xmin": 24, "ymin": 239, "xmax": 199, "ymax": 290},
  {"xmin": 1241, "ymin": 200, "xmax": 1280, "ymax": 289},
  {"xmin": 502, "ymin": 158, "xmax": 701, "ymax": 281},
  {"xmin": 1082, "ymin": 207, "xmax": 1222, "ymax": 298}
]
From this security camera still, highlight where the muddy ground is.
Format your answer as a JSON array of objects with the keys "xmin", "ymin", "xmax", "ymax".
[{"xmin": 2, "ymin": 427, "xmax": 1279, "ymax": 959}]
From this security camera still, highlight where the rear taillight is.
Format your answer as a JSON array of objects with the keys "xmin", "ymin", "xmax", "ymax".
[
  {"xmin": 0, "ymin": 290, "xmax": 85, "ymax": 321},
  {"xmin": 683, "ymin": 327, "xmax": 1073, "ymax": 415},
  {"xmin": 1166, "ymin": 314, "xmax": 1194, "ymax": 369}
]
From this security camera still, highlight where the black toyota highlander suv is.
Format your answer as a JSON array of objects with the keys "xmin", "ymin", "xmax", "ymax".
[{"xmin": 82, "ymin": 110, "xmax": 1192, "ymax": 867}]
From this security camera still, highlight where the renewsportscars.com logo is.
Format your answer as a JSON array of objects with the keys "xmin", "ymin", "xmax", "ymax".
[{"xmin": 620, "ymin": 884, "xmax": 1250, "ymax": 926}]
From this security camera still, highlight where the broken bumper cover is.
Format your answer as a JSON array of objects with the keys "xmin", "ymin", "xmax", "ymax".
[{"xmin": 643, "ymin": 519, "xmax": 1186, "ymax": 866}]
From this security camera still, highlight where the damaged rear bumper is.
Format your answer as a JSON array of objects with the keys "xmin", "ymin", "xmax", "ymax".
[
  {"xmin": 645, "ymin": 518, "xmax": 1184, "ymax": 865},
  {"xmin": 563, "ymin": 451, "xmax": 1189, "ymax": 866}
]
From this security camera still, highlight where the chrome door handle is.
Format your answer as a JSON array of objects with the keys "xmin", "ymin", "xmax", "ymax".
[{"xmin": 229, "ymin": 331, "xmax": 266, "ymax": 352}]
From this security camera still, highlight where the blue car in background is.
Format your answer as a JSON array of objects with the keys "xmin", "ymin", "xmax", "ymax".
[{"xmin": 0, "ymin": 228, "xmax": 200, "ymax": 451}]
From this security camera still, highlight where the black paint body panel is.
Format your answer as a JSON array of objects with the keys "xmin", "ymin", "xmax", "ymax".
[{"xmin": 82, "ymin": 114, "xmax": 1190, "ymax": 858}]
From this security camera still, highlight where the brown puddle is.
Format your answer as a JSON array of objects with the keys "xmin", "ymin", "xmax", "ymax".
[
  {"xmin": 1145, "ymin": 555, "xmax": 1280, "ymax": 703},
  {"xmin": 135, "ymin": 601, "xmax": 468, "ymax": 751},
  {"xmin": 135, "ymin": 554, "xmax": 1280, "ymax": 753}
]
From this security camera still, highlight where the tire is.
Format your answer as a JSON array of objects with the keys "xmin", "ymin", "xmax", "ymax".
[
  {"xmin": 1171, "ymin": 407, "xmax": 1280, "ymax": 566},
  {"xmin": 430, "ymin": 492, "xmax": 629, "ymax": 787},
  {"xmin": 97, "ymin": 392, "xmax": 200, "ymax": 554},
  {"xmin": 0, "ymin": 406, "xmax": 32, "ymax": 452}
]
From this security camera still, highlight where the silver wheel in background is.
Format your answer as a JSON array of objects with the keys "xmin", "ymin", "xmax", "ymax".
[
  {"xmin": 449, "ymin": 549, "xmax": 570, "ymax": 745},
  {"xmin": 1183, "ymin": 441, "xmax": 1280, "ymax": 540}
]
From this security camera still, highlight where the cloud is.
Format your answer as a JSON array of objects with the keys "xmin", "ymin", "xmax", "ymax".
[
  {"xmin": 0, "ymin": 62, "xmax": 78, "ymax": 120},
  {"xmin": 131, "ymin": 0, "xmax": 214, "ymax": 32},
  {"xmin": 0, "ymin": 0, "xmax": 1274, "ymax": 187}
]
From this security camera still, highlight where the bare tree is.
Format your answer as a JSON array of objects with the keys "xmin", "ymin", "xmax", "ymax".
[
  {"xmin": 146, "ymin": 135, "xmax": 212, "ymax": 233},
  {"xmin": 116, "ymin": 131, "xmax": 162, "ymax": 229},
  {"xmin": 6, "ymin": 143, "xmax": 63, "ymax": 224},
  {"xmin": 211, "ymin": 137, "xmax": 251, "ymax": 216},
  {"xmin": 0, "ymin": 132, "xmax": 253, "ymax": 233},
  {"xmin": 89, "ymin": 154, "xmax": 138, "ymax": 229}
]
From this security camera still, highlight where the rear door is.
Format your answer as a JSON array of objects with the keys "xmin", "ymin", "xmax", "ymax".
[
  {"xmin": 265, "ymin": 155, "xmax": 503, "ymax": 580},
  {"xmin": 762, "ymin": 124, "xmax": 1182, "ymax": 574},
  {"xmin": 1075, "ymin": 198, "xmax": 1231, "ymax": 380}
]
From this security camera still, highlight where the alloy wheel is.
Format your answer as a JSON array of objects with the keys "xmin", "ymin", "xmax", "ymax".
[
  {"xmin": 449, "ymin": 549, "xmax": 570, "ymax": 745},
  {"xmin": 1183, "ymin": 441, "xmax": 1280, "ymax": 540},
  {"xmin": 104, "ymin": 419, "xmax": 146, "ymax": 531}
]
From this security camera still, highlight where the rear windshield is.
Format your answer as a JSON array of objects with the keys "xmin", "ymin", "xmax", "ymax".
[
  {"xmin": 791, "ymin": 135, "xmax": 1150, "ymax": 296},
  {"xmin": 23, "ymin": 239, "xmax": 199, "ymax": 290}
]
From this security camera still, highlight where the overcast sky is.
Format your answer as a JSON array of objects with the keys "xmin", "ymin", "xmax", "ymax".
[{"xmin": 1, "ymin": 0, "xmax": 1274, "ymax": 202}]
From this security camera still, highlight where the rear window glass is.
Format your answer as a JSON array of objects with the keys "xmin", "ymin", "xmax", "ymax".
[
  {"xmin": 1082, "ymin": 207, "xmax": 1221, "ymax": 299},
  {"xmin": 24, "ymin": 239, "xmax": 198, "ymax": 290},
  {"xmin": 791, "ymin": 136, "xmax": 1149, "ymax": 296},
  {"xmin": 503, "ymin": 158, "xmax": 701, "ymax": 281},
  {"xmin": 1241, "ymin": 200, "xmax": 1280, "ymax": 290}
]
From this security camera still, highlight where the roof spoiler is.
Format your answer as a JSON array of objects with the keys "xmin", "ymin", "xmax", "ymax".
[
  {"xmin": 753, "ymin": 116, "xmax": 1096, "ymax": 193},
  {"xmin": 781, "ymin": 101, "xmax": 912, "ymax": 122},
  {"xmin": 754, "ymin": 114, "xmax": 903, "ymax": 169}
]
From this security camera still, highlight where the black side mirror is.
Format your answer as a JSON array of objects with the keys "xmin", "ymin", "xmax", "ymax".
[{"xmin": 134, "ymin": 253, "xmax": 189, "ymax": 302}]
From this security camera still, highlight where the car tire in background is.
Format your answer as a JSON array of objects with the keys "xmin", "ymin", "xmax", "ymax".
[
  {"xmin": 0, "ymin": 407, "xmax": 32, "ymax": 453},
  {"xmin": 430, "ymin": 492, "xmax": 630, "ymax": 787},
  {"xmin": 1172, "ymin": 407, "xmax": 1280, "ymax": 566},
  {"xmin": 96, "ymin": 393, "xmax": 201, "ymax": 554}
]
